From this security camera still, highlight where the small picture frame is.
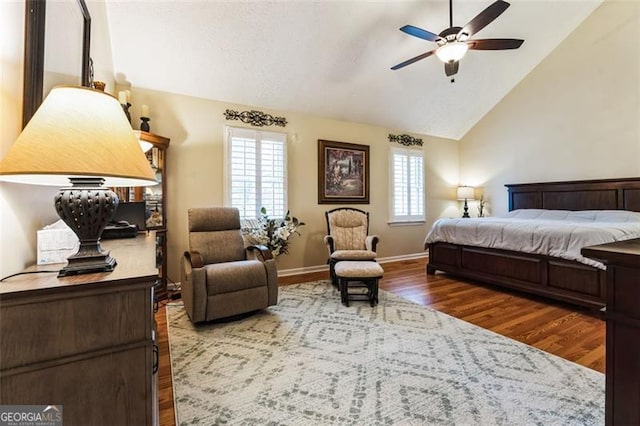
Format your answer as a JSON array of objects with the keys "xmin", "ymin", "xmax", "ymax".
[{"xmin": 318, "ymin": 139, "xmax": 370, "ymax": 204}]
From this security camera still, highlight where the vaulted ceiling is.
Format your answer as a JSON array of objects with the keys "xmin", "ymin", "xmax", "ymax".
[{"xmin": 105, "ymin": 0, "xmax": 602, "ymax": 140}]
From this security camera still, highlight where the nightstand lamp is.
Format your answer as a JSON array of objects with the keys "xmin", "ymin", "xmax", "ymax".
[
  {"xmin": 457, "ymin": 186, "xmax": 475, "ymax": 218},
  {"xmin": 0, "ymin": 86, "xmax": 157, "ymax": 277}
]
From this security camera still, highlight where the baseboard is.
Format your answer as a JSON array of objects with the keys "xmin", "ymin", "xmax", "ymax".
[
  {"xmin": 170, "ymin": 253, "xmax": 429, "ymax": 281},
  {"xmin": 277, "ymin": 252, "xmax": 428, "ymax": 277},
  {"xmin": 277, "ymin": 264, "xmax": 329, "ymax": 277},
  {"xmin": 376, "ymin": 252, "xmax": 429, "ymax": 264}
]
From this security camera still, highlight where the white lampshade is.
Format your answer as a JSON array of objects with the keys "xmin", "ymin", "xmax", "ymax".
[
  {"xmin": 457, "ymin": 186, "xmax": 475, "ymax": 200},
  {"xmin": 436, "ymin": 42, "xmax": 469, "ymax": 63},
  {"xmin": 0, "ymin": 86, "xmax": 156, "ymax": 187}
]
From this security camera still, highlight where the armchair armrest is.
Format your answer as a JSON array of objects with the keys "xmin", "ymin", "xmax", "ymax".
[
  {"xmin": 184, "ymin": 250, "xmax": 204, "ymax": 268},
  {"xmin": 247, "ymin": 244, "xmax": 273, "ymax": 261},
  {"xmin": 181, "ymin": 252, "xmax": 207, "ymax": 323},
  {"xmin": 365, "ymin": 235, "xmax": 379, "ymax": 252},
  {"xmin": 323, "ymin": 235, "xmax": 335, "ymax": 255}
]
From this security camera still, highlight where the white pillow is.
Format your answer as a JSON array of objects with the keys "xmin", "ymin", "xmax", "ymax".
[
  {"xmin": 504, "ymin": 209, "xmax": 640, "ymax": 222},
  {"xmin": 569, "ymin": 210, "xmax": 640, "ymax": 222},
  {"xmin": 503, "ymin": 209, "xmax": 555, "ymax": 219}
]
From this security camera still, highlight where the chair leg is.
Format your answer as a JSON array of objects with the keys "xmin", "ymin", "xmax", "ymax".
[{"xmin": 330, "ymin": 259, "xmax": 338, "ymax": 287}]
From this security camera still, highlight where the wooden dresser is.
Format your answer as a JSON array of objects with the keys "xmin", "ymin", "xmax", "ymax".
[
  {"xmin": 0, "ymin": 234, "xmax": 158, "ymax": 426},
  {"xmin": 582, "ymin": 238, "xmax": 640, "ymax": 426}
]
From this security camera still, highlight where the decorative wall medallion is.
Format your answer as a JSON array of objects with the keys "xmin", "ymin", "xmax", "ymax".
[
  {"xmin": 224, "ymin": 109, "xmax": 287, "ymax": 127},
  {"xmin": 388, "ymin": 133, "xmax": 423, "ymax": 147}
]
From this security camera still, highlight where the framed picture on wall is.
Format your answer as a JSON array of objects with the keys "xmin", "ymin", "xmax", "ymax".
[{"xmin": 318, "ymin": 139, "xmax": 370, "ymax": 204}]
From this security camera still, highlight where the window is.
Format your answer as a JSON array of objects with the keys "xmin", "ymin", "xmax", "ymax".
[
  {"xmin": 225, "ymin": 126, "xmax": 287, "ymax": 219},
  {"xmin": 389, "ymin": 146, "xmax": 425, "ymax": 222}
]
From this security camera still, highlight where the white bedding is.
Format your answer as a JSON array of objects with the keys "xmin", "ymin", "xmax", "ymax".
[{"xmin": 424, "ymin": 209, "xmax": 640, "ymax": 269}]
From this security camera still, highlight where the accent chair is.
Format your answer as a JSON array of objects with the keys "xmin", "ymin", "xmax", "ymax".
[
  {"xmin": 180, "ymin": 207, "xmax": 278, "ymax": 323},
  {"xmin": 323, "ymin": 207, "xmax": 379, "ymax": 285}
]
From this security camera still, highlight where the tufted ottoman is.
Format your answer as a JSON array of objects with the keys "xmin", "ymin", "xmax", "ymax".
[{"xmin": 334, "ymin": 261, "xmax": 383, "ymax": 307}]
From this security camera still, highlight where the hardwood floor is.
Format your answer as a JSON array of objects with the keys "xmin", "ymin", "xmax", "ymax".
[{"xmin": 155, "ymin": 258, "xmax": 605, "ymax": 425}]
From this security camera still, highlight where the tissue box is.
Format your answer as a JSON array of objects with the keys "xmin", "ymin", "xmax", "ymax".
[{"xmin": 37, "ymin": 220, "xmax": 80, "ymax": 265}]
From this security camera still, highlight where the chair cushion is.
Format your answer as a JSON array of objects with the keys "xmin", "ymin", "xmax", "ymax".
[
  {"xmin": 335, "ymin": 261, "xmax": 384, "ymax": 278},
  {"xmin": 190, "ymin": 230, "xmax": 246, "ymax": 264},
  {"xmin": 327, "ymin": 209, "xmax": 368, "ymax": 250},
  {"xmin": 189, "ymin": 207, "xmax": 241, "ymax": 232},
  {"xmin": 188, "ymin": 207, "xmax": 247, "ymax": 264},
  {"xmin": 204, "ymin": 260, "xmax": 267, "ymax": 295},
  {"xmin": 330, "ymin": 250, "xmax": 377, "ymax": 261}
]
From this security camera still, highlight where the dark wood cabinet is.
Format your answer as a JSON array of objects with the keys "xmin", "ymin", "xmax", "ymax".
[
  {"xmin": 116, "ymin": 130, "xmax": 170, "ymax": 299},
  {"xmin": 0, "ymin": 235, "xmax": 159, "ymax": 426},
  {"xmin": 582, "ymin": 238, "xmax": 640, "ymax": 426}
]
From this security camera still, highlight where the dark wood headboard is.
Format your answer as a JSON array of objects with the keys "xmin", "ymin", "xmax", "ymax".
[{"xmin": 505, "ymin": 177, "xmax": 640, "ymax": 212}]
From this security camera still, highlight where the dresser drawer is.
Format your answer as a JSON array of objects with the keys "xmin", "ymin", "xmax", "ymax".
[{"xmin": 0, "ymin": 284, "xmax": 152, "ymax": 370}]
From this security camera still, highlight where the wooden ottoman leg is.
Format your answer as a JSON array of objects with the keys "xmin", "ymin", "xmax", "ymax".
[
  {"xmin": 340, "ymin": 278, "xmax": 349, "ymax": 307},
  {"xmin": 330, "ymin": 259, "xmax": 338, "ymax": 286},
  {"xmin": 368, "ymin": 278, "xmax": 379, "ymax": 306},
  {"xmin": 368, "ymin": 279, "xmax": 375, "ymax": 307}
]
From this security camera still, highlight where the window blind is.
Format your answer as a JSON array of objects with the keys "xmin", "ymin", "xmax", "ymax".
[
  {"xmin": 226, "ymin": 127, "xmax": 287, "ymax": 219},
  {"xmin": 390, "ymin": 147, "xmax": 425, "ymax": 222}
]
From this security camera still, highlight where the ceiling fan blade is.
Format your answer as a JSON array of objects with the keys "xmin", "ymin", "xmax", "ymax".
[
  {"xmin": 467, "ymin": 38, "xmax": 524, "ymax": 50},
  {"xmin": 445, "ymin": 61, "xmax": 459, "ymax": 77},
  {"xmin": 457, "ymin": 0, "xmax": 510, "ymax": 40},
  {"xmin": 391, "ymin": 50, "xmax": 436, "ymax": 70},
  {"xmin": 400, "ymin": 25, "xmax": 442, "ymax": 42}
]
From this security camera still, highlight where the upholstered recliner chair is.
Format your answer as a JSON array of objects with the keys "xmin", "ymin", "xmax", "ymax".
[
  {"xmin": 180, "ymin": 207, "xmax": 278, "ymax": 323},
  {"xmin": 323, "ymin": 207, "xmax": 379, "ymax": 285}
]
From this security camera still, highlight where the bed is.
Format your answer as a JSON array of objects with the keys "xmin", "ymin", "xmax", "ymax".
[{"xmin": 424, "ymin": 178, "xmax": 640, "ymax": 309}]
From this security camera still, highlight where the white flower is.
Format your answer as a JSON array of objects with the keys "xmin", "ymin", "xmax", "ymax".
[
  {"xmin": 275, "ymin": 227, "xmax": 290, "ymax": 240},
  {"xmin": 241, "ymin": 208, "xmax": 305, "ymax": 257}
]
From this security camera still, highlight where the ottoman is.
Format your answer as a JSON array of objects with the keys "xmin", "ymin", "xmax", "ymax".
[{"xmin": 334, "ymin": 261, "xmax": 384, "ymax": 307}]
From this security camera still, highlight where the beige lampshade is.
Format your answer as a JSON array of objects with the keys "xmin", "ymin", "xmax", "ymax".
[
  {"xmin": 456, "ymin": 186, "xmax": 475, "ymax": 200},
  {"xmin": 0, "ymin": 86, "xmax": 156, "ymax": 187}
]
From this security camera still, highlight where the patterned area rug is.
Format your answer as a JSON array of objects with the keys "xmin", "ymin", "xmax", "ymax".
[{"xmin": 167, "ymin": 281, "xmax": 604, "ymax": 425}]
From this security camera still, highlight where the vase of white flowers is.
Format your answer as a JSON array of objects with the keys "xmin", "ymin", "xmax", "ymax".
[{"xmin": 242, "ymin": 207, "xmax": 305, "ymax": 257}]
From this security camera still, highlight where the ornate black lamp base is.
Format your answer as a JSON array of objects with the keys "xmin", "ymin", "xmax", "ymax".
[
  {"xmin": 54, "ymin": 177, "xmax": 119, "ymax": 277},
  {"xmin": 57, "ymin": 250, "xmax": 117, "ymax": 277},
  {"xmin": 462, "ymin": 199, "xmax": 470, "ymax": 218}
]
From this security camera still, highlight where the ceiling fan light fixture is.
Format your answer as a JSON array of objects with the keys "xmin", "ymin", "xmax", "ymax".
[{"xmin": 435, "ymin": 42, "xmax": 469, "ymax": 63}]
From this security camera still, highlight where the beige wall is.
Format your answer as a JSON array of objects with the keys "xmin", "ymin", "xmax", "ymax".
[
  {"xmin": 459, "ymin": 0, "xmax": 640, "ymax": 216},
  {"xmin": 0, "ymin": 1, "xmax": 54, "ymax": 278},
  {"xmin": 0, "ymin": 1, "xmax": 115, "ymax": 278},
  {"xmin": 121, "ymin": 88, "xmax": 459, "ymax": 282}
]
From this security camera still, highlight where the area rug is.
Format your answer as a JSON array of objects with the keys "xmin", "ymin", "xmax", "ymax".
[{"xmin": 167, "ymin": 281, "xmax": 604, "ymax": 425}]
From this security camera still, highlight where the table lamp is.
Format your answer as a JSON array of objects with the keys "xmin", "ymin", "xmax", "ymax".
[
  {"xmin": 456, "ymin": 186, "xmax": 475, "ymax": 218},
  {"xmin": 0, "ymin": 86, "xmax": 157, "ymax": 277}
]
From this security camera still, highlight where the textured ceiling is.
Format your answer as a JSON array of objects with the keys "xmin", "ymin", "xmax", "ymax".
[{"xmin": 105, "ymin": 0, "xmax": 602, "ymax": 140}]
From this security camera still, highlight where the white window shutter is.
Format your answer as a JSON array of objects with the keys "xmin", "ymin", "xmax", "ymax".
[
  {"xmin": 225, "ymin": 127, "xmax": 287, "ymax": 219},
  {"xmin": 389, "ymin": 146, "xmax": 425, "ymax": 222}
]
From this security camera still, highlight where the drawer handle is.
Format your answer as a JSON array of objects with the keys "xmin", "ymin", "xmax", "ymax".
[{"xmin": 153, "ymin": 344, "xmax": 159, "ymax": 374}]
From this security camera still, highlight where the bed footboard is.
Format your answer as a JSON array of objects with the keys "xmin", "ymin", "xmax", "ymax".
[{"xmin": 427, "ymin": 242, "xmax": 606, "ymax": 309}]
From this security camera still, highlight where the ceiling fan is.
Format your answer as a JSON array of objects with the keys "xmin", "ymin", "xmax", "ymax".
[{"xmin": 391, "ymin": 0, "xmax": 524, "ymax": 81}]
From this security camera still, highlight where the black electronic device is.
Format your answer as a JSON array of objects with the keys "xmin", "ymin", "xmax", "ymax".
[{"xmin": 102, "ymin": 201, "xmax": 146, "ymax": 239}]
